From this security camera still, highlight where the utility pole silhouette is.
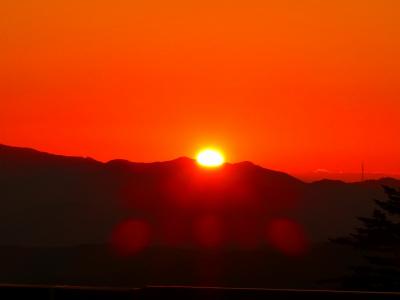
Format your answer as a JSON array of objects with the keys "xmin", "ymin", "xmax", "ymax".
[{"xmin": 361, "ymin": 161, "xmax": 365, "ymax": 182}]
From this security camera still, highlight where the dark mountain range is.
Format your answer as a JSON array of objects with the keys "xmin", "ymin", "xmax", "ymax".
[
  {"xmin": 0, "ymin": 143, "xmax": 398, "ymax": 247},
  {"xmin": 1, "ymin": 143, "xmax": 399, "ymax": 288}
]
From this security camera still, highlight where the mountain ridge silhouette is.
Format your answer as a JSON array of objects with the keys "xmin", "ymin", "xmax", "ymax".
[{"xmin": 0, "ymin": 143, "xmax": 399, "ymax": 247}]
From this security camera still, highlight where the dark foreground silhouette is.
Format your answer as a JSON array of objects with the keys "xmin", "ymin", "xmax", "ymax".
[
  {"xmin": 333, "ymin": 186, "xmax": 400, "ymax": 291},
  {"xmin": 2, "ymin": 285, "xmax": 400, "ymax": 300},
  {"xmin": 1, "ymin": 144, "xmax": 400, "ymax": 290}
]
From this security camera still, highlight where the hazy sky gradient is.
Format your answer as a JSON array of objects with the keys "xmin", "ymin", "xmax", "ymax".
[{"xmin": 1, "ymin": 0, "xmax": 399, "ymax": 176}]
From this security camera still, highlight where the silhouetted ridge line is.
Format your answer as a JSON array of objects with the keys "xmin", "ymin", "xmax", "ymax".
[{"xmin": 0, "ymin": 142, "xmax": 400, "ymax": 248}]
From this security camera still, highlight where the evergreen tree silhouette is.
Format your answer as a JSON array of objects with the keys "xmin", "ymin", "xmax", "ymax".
[{"xmin": 333, "ymin": 186, "xmax": 400, "ymax": 291}]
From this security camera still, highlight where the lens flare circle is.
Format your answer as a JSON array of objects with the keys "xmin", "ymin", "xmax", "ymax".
[{"xmin": 196, "ymin": 149, "xmax": 225, "ymax": 167}]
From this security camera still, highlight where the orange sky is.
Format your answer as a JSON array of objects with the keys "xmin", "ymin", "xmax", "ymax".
[{"xmin": 1, "ymin": 0, "xmax": 400, "ymax": 178}]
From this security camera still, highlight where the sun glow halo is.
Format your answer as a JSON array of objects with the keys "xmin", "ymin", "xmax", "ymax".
[{"xmin": 196, "ymin": 149, "xmax": 225, "ymax": 168}]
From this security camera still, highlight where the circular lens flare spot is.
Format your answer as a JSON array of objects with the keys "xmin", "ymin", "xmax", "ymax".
[
  {"xmin": 196, "ymin": 149, "xmax": 225, "ymax": 168},
  {"xmin": 194, "ymin": 215, "xmax": 224, "ymax": 248},
  {"xmin": 266, "ymin": 218, "xmax": 308, "ymax": 256},
  {"xmin": 111, "ymin": 219, "xmax": 151, "ymax": 256}
]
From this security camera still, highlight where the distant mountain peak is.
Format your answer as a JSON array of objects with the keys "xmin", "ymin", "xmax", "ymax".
[
  {"xmin": 1, "ymin": 142, "xmax": 400, "ymax": 248},
  {"xmin": 168, "ymin": 156, "xmax": 195, "ymax": 165}
]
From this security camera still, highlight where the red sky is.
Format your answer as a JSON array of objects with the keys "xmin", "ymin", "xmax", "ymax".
[{"xmin": 1, "ymin": 0, "xmax": 400, "ymax": 179}]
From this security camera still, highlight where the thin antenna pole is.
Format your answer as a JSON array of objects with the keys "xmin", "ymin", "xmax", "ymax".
[{"xmin": 361, "ymin": 161, "xmax": 365, "ymax": 182}]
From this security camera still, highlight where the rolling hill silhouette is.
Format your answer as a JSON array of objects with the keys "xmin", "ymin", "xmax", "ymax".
[
  {"xmin": 0, "ymin": 143, "xmax": 398, "ymax": 247},
  {"xmin": 1, "ymin": 143, "xmax": 400, "ymax": 288}
]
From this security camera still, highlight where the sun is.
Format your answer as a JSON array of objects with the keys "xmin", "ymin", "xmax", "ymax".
[{"xmin": 196, "ymin": 148, "xmax": 225, "ymax": 168}]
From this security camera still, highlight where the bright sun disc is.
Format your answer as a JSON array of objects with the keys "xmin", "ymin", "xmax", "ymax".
[{"xmin": 196, "ymin": 149, "xmax": 225, "ymax": 168}]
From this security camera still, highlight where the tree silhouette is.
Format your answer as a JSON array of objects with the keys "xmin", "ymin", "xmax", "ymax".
[{"xmin": 333, "ymin": 186, "xmax": 400, "ymax": 291}]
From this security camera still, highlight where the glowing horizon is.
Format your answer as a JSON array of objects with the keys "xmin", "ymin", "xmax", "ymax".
[{"xmin": 1, "ymin": 0, "xmax": 400, "ymax": 178}]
